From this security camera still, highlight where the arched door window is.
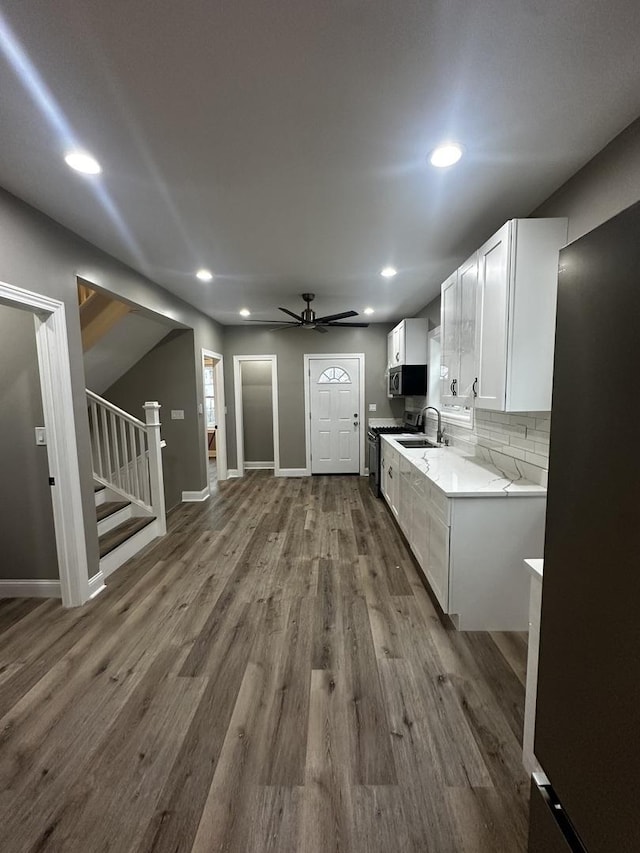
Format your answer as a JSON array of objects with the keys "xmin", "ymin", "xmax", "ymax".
[{"xmin": 317, "ymin": 366, "xmax": 352, "ymax": 384}]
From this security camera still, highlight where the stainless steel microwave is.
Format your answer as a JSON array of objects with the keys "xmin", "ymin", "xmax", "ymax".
[{"xmin": 387, "ymin": 365, "xmax": 428, "ymax": 397}]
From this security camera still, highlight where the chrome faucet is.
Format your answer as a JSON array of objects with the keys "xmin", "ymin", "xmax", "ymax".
[{"xmin": 420, "ymin": 406, "xmax": 444, "ymax": 444}]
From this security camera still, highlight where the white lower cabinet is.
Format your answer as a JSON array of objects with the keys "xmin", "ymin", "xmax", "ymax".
[{"xmin": 382, "ymin": 450, "xmax": 546, "ymax": 630}]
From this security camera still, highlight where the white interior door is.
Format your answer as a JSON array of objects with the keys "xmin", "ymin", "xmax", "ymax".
[{"xmin": 309, "ymin": 357, "xmax": 360, "ymax": 474}]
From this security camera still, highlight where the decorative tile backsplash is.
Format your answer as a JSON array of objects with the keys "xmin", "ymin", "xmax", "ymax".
[{"xmin": 407, "ymin": 397, "xmax": 551, "ymax": 487}]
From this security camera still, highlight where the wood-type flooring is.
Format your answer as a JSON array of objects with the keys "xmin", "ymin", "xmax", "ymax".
[{"xmin": 0, "ymin": 472, "xmax": 530, "ymax": 852}]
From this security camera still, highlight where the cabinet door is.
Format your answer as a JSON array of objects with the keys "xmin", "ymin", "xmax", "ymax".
[
  {"xmin": 440, "ymin": 271, "xmax": 459, "ymax": 404},
  {"xmin": 457, "ymin": 254, "xmax": 478, "ymax": 403},
  {"xmin": 426, "ymin": 509, "xmax": 450, "ymax": 611},
  {"xmin": 410, "ymin": 486, "xmax": 428, "ymax": 568},
  {"xmin": 387, "ymin": 331, "xmax": 394, "ymax": 369},
  {"xmin": 475, "ymin": 222, "xmax": 511, "ymax": 410},
  {"xmin": 388, "ymin": 448, "xmax": 399, "ymax": 518},
  {"xmin": 394, "ymin": 323, "xmax": 405, "ymax": 365},
  {"xmin": 380, "ymin": 444, "xmax": 390, "ymax": 504}
]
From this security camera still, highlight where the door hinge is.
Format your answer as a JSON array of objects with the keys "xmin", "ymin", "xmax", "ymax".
[{"xmin": 49, "ymin": 476, "xmax": 55, "ymax": 486}]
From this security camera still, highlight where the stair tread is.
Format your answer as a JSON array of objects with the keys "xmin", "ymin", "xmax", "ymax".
[
  {"xmin": 96, "ymin": 500, "xmax": 131, "ymax": 522},
  {"xmin": 94, "ymin": 484, "xmax": 105, "ymax": 493},
  {"xmin": 99, "ymin": 516, "xmax": 155, "ymax": 559}
]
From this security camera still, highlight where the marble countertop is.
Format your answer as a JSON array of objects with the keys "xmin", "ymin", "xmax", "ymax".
[
  {"xmin": 524, "ymin": 558, "xmax": 544, "ymax": 580},
  {"xmin": 382, "ymin": 434, "xmax": 547, "ymax": 499}
]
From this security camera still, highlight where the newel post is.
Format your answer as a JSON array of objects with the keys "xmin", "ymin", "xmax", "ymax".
[{"xmin": 143, "ymin": 401, "xmax": 167, "ymax": 535}]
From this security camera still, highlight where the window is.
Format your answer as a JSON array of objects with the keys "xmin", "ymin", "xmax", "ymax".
[
  {"xmin": 204, "ymin": 363, "xmax": 216, "ymax": 428},
  {"xmin": 318, "ymin": 366, "xmax": 351, "ymax": 384}
]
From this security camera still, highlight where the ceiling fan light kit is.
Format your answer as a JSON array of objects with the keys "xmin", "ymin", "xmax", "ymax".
[{"xmin": 242, "ymin": 293, "xmax": 369, "ymax": 332}]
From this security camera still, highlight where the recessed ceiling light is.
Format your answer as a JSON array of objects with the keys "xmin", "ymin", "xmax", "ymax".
[
  {"xmin": 364, "ymin": 307, "xmax": 374, "ymax": 315},
  {"xmin": 429, "ymin": 142, "xmax": 464, "ymax": 168},
  {"xmin": 380, "ymin": 266, "xmax": 397, "ymax": 279},
  {"xmin": 239, "ymin": 308, "xmax": 250, "ymax": 317},
  {"xmin": 196, "ymin": 269, "xmax": 213, "ymax": 282},
  {"xmin": 64, "ymin": 150, "xmax": 101, "ymax": 174}
]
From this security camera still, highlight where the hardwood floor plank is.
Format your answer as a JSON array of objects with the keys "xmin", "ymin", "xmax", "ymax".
[{"xmin": 343, "ymin": 595, "xmax": 397, "ymax": 786}]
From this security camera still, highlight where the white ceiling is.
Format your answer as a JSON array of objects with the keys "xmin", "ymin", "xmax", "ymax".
[{"xmin": 0, "ymin": 1, "xmax": 639, "ymax": 324}]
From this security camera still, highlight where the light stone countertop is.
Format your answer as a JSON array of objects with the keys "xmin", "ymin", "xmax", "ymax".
[
  {"xmin": 382, "ymin": 435, "xmax": 547, "ymax": 499},
  {"xmin": 524, "ymin": 558, "xmax": 544, "ymax": 580}
]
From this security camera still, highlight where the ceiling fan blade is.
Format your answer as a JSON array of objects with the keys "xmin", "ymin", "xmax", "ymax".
[
  {"xmin": 325, "ymin": 321, "xmax": 369, "ymax": 328},
  {"xmin": 242, "ymin": 319, "xmax": 298, "ymax": 324},
  {"xmin": 315, "ymin": 310, "xmax": 358, "ymax": 323},
  {"xmin": 270, "ymin": 323, "xmax": 302, "ymax": 332},
  {"xmin": 279, "ymin": 307, "xmax": 304, "ymax": 321},
  {"xmin": 314, "ymin": 325, "xmax": 329, "ymax": 334}
]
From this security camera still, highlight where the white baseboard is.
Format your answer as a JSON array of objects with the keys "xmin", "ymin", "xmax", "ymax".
[
  {"xmin": 276, "ymin": 467, "xmax": 310, "ymax": 477},
  {"xmin": 227, "ymin": 469, "xmax": 241, "ymax": 478},
  {"xmin": 181, "ymin": 486, "xmax": 210, "ymax": 502},
  {"xmin": 0, "ymin": 578, "xmax": 61, "ymax": 598},
  {"xmin": 88, "ymin": 571, "xmax": 106, "ymax": 599},
  {"xmin": 244, "ymin": 461, "xmax": 275, "ymax": 470}
]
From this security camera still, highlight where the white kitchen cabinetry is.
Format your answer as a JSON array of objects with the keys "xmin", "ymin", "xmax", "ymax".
[
  {"xmin": 380, "ymin": 442, "xmax": 399, "ymax": 519},
  {"xmin": 440, "ymin": 255, "xmax": 478, "ymax": 405},
  {"xmin": 380, "ymin": 437, "xmax": 546, "ymax": 630},
  {"xmin": 474, "ymin": 218, "xmax": 568, "ymax": 411},
  {"xmin": 387, "ymin": 318, "xmax": 428, "ymax": 367}
]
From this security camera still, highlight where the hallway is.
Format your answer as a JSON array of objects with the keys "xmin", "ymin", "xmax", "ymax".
[{"xmin": 0, "ymin": 472, "xmax": 529, "ymax": 852}]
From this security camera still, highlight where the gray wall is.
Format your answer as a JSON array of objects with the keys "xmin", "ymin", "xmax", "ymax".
[
  {"xmin": 0, "ymin": 304, "xmax": 58, "ymax": 580},
  {"xmin": 0, "ymin": 186, "xmax": 223, "ymax": 582},
  {"xmin": 240, "ymin": 361, "xmax": 274, "ymax": 463},
  {"xmin": 223, "ymin": 324, "xmax": 404, "ymax": 470},
  {"xmin": 532, "ymin": 117, "xmax": 640, "ymax": 240},
  {"xmin": 104, "ymin": 331, "xmax": 201, "ymax": 511}
]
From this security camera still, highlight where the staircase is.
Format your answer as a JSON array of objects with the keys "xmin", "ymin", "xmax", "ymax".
[{"xmin": 87, "ymin": 391, "xmax": 167, "ymax": 578}]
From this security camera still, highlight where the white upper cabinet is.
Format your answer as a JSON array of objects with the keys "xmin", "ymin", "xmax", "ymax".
[
  {"xmin": 440, "ymin": 255, "xmax": 478, "ymax": 406},
  {"xmin": 475, "ymin": 218, "xmax": 568, "ymax": 412},
  {"xmin": 387, "ymin": 318, "xmax": 428, "ymax": 367}
]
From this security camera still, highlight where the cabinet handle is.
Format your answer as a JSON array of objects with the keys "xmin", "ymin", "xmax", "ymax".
[
  {"xmin": 389, "ymin": 466, "xmax": 393, "ymax": 479},
  {"xmin": 472, "ymin": 377, "xmax": 478, "ymax": 397},
  {"xmin": 395, "ymin": 352, "xmax": 400, "ymax": 362},
  {"xmin": 450, "ymin": 378, "xmax": 457, "ymax": 396}
]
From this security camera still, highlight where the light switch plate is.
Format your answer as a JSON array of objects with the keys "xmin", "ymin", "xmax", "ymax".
[
  {"xmin": 35, "ymin": 426, "xmax": 47, "ymax": 445},
  {"xmin": 368, "ymin": 403, "xmax": 377, "ymax": 412},
  {"xmin": 170, "ymin": 410, "xmax": 185, "ymax": 420}
]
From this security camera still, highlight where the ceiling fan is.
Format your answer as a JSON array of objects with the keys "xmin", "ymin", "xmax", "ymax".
[{"xmin": 243, "ymin": 293, "xmax": 369, "ymax": 333}]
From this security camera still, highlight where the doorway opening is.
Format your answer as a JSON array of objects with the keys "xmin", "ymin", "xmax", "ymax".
[
  {"xmin": 233, "ymin": 354, "xmax": 280, "ymax": 477},
  {"xmin": 201, "ymin": 349, "xmax": 227, "ymax": 493},
  {"xmin": 0, "ymin": 279, "xmax": 90, "ymax": 606}
]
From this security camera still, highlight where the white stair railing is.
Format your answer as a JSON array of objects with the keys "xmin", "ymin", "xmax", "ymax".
[{"xmin": 86, "ymin": 391, "xmax": 166, "ymax": 535}]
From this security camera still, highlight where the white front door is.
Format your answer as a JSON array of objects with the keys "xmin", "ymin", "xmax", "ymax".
[{"xmin": 309, "ymin": 357, "xmax": 360, "ymax": 474}]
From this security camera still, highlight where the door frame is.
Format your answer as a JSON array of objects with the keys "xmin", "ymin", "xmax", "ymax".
[
  {"xmin": 303, "ymin": 353, "xmax": 366, "ymax": 476},
  {"xmin": 0, "ymin": 279, "xmax": 90, "ymax": 607},
  {"xmin": 201, "ymin": 348, "xmax": 228, "ymax": 485},
  {"xmin": 233, "ymin": 354, "xmax": 280, "ymax": 477}
]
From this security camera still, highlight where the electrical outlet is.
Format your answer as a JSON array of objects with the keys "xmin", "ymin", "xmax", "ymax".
[
  {"xmin": 170, "ymin": 410, "xmax": 185, "ymax": 420},
  {"xmin": 368, "ymin": 403, "xmax": 377, "ymax": 412}
]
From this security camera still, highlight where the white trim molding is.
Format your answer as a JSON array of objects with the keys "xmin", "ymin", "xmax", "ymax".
[
  {"xmin": 0, "ymin": 579, "xmax": 61, "ymax": 599},
  {"xmin": 303, "ymin": 352, "xmax": 366, "ymax": 476},
  {"xmin": 227, "ymin": 469, "xmax": 241, "ymax": 478},
  {"xmin": 0, "ymin": 279, "xmax": 91, "ymax": 607},
  {"xmin": 276, "ymin": 467, "xmax": 310, "ymax": 477},
  {"xmin": 88, "ymin": 572, "xmax": 106, "ymax": 599},
  {"xmin": 201, "ymin": 348, "xmax": 228, "ymax": 483},
  {"xmin": 233, "ymin": 354, "xmax": 281, "ymax": 478},
  {"xmin": 244, "ymin": 461, "xmax": 275, "ymax": 470},
  {"xmin": 182, "ymin": 486, "xmax": 211, "ymax": 502}
]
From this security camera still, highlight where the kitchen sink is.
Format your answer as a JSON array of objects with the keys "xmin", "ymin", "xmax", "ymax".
[{"xmin": 396, "ymin": 438, "xmax": 438, "ymax": 448}]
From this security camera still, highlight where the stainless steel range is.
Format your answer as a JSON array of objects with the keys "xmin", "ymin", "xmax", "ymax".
[{"xmin": 368, "ymin": 411, "xmax": 421, "ymax": 496}]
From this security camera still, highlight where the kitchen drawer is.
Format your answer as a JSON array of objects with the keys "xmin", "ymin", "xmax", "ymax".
[{"xmin": 426, "ymin": 482, "xmax": 451, "ymax": 526}]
